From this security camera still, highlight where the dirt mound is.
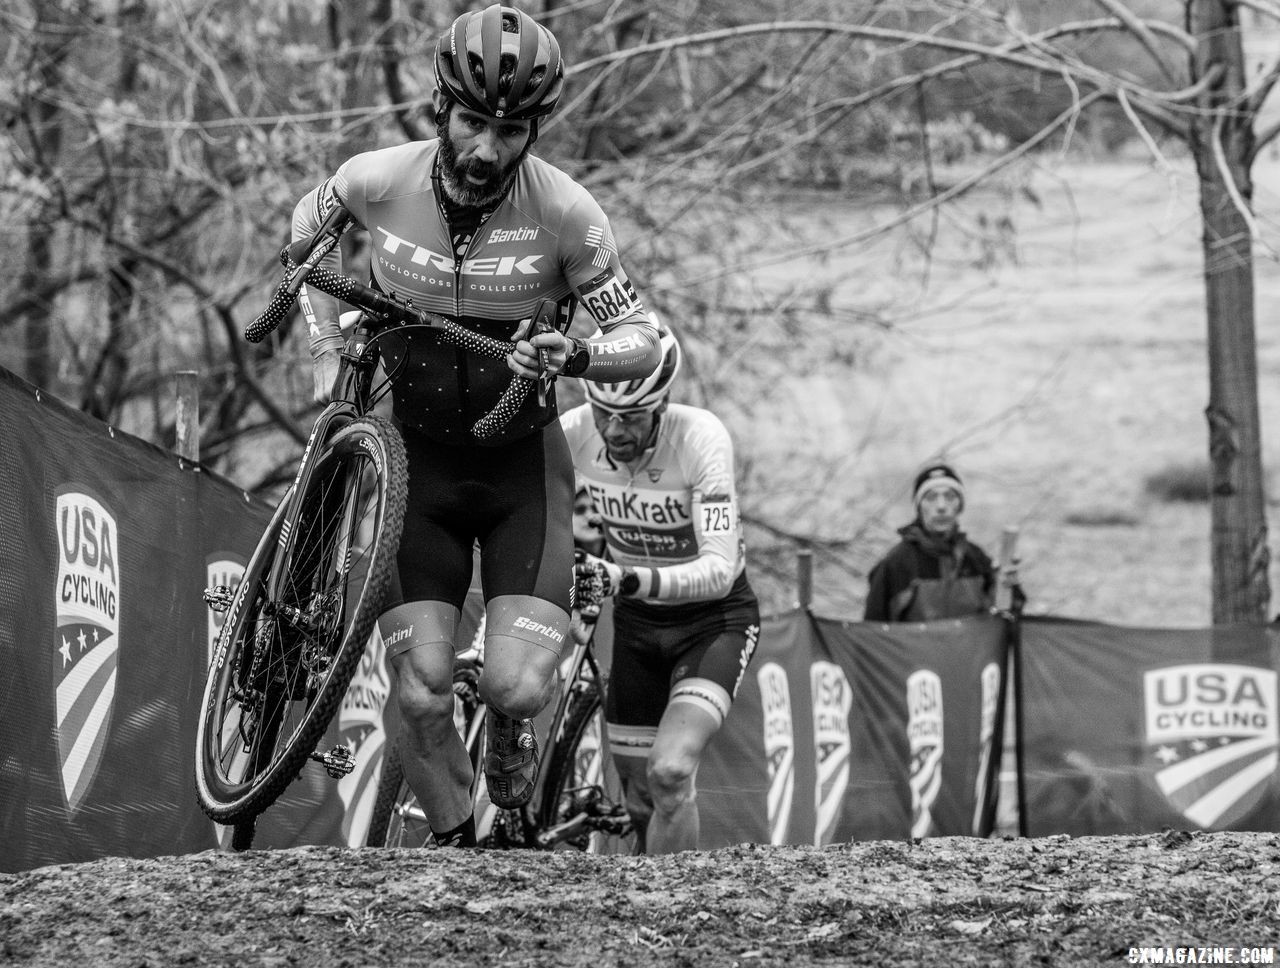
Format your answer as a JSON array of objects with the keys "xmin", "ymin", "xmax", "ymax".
[{"xmin": 3, "ymin": 831, "xmax": 1278, "ymax": 967}]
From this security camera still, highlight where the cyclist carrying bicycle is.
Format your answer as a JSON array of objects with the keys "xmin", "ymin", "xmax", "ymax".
[
  {"xmin": 289, "ymin": 4, "xmax": 659, "ymax": 848},
  {"xmin": 563, "ymin": 324, "xmax": 761, "ymax": 853}
]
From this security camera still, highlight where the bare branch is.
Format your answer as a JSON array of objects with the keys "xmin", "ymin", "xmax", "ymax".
[
  {"xmin": 655, "ymin": 90, "xmax": 1108, "ymax": 294},
  {"xmin": 371, "ymin": 0, "xmax": 433, "ymax": 142},
  {"xmin": 1236, "ymin": 0, "xmax": 1280, "ymax": 23},
  {"xmin": 1211, "ymin": 110, "xmax": 1275, "ymax": 259},
  {"xmin": 1116, "ymin": 87, "xmax": 1177, "ymax": 177},
  {"xmin": 1251, "ymin": 112, "xmax": 1280, "ymax": 156},
  {"xmin": 1089, "ymin": 0, "xmax": 1181, "ymax": 83},
  {"xmin": 568, "ymin": 18, "xmax": 1197, "ymax": 106}
]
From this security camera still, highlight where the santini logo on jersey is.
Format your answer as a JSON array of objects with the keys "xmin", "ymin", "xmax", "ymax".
[
  {"xmin": 487, "ymin": 226, "xmax": 540, "ymax": 244},
  {"xmin": 376, "ymin": 227, "xmax": 542, "ymax": 275}
]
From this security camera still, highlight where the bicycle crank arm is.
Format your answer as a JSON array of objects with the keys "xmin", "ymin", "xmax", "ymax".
[
  {"xmin": 532, "ymin": 811, "xmax": 593, "ymax": 849},
  {"xmin": 309, "ymin": 745, "xmax": 355, "ymax": 779}
]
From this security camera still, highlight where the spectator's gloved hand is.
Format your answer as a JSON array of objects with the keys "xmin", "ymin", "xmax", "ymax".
[
  {"xmin": 994, "ymin": 556, "xmax": 1027, "ymax": 614},
  {"xmin": 999, "ymin": 556, "xmax": 1020, "ymax": 590},
  {"xmin": 574, "ymin": 552, "xmax": 623, "ymax": 599}
]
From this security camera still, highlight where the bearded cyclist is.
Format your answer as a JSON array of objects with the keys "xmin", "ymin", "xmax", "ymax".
[
  {"xmin": 561, "ymin": 324, "xmax": 760, "ymax": 853},
  {"xmin": 289, "ymin": 4, "xmax": 660, "ymax": 848}
]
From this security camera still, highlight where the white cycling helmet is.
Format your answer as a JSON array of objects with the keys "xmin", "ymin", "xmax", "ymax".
[{"xmin": 585, "ymin": 321, "xmax": 681, "ymax": 413}]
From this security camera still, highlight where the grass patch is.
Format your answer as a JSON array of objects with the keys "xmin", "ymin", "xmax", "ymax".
[
  {"xmin": 1144, "ymin": 462, "xmax": 1210, "ymax": 503},
  {"xmin": 1062, "ymin": 507, "xmax": 1140, "ymax": 527}
]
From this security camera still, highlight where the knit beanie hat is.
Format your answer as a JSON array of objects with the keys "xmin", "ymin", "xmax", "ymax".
[{"xmin": 913, "ymin": 463, "xmax": 965, "ymax": 513}]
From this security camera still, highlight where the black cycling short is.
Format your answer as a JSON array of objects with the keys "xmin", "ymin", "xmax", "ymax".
[
  {"xmin": 605, "ymin": 572, "xmax": 761, "ymax": 730},
  {"xmin": 382, "ymin": 421, "xmax": 574, "ymax": 613}
]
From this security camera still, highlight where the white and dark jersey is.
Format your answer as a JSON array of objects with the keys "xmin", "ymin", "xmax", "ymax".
[
  {"xmin": 292, "ymin": 140, "xmax": 655, "ymax": 445},
  {"xmin": 561, "ymin": 402, "xmax": 746, "ymax": 604}
]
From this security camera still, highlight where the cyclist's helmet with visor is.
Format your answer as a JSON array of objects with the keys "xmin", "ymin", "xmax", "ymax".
[
  {"xmin": 435, "ymin": 5, "xmax": 564, "ymax": 124},
  {"xmin": 586, "ymin": 321, "xmax": 682, "ymax": 414}
]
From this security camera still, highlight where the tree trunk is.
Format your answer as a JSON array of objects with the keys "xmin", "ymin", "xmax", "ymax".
[
  {"xmin": 1188, "ymin": 0, "xmax": 1271, "ymax": 624},
  {"xmin": 18, "ymin": 2, "xmax": 80, "ymax": 391}
]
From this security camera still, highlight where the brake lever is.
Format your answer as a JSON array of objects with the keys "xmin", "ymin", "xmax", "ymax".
[
  {"xmin": 530, "ymin": 299, "xmax": 559, "ymax": 407},
  {"xmin": 281, "ymin": 206, "xmax": 354, "ymax": 297}
]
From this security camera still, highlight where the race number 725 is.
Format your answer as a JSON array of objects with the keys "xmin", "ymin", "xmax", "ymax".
[{"xmin": 701, "ymin": 501, "xmax": 734, "ymax": 534}]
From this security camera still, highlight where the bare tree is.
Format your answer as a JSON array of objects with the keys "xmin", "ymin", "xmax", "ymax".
[{"xmin": 2, "ymin": 0, "xmax": 1276, "ymax": 620}]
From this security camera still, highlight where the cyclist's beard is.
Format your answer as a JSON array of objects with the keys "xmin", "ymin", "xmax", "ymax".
[{"xmin": 438, "ymin": 132, "xmax": 529, "ymax": 208}]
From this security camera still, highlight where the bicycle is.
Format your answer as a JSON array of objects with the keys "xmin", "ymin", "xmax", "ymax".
[
  {"xmin": 365, "ymin": 562, "xmax": 637, "ymax": 854},
  {"xmin": 195, "ymin": 205, "xmax": 554, "ymax": 850}
]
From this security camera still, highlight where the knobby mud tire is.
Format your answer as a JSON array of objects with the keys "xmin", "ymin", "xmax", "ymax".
[
  {"xmin": 364, "ymin": 739, "xmax": 408, "ymax": 848},
  {"xmin": 195, "ymin": 416, "xmax": 407, "ymax": 825}
]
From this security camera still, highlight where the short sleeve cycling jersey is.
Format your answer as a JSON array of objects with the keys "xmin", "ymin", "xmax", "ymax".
[
  {"xmin": 292, "ymin": 140, "xmax": 654, "ymax": 445},
  {"xmin": 560, "ymin": 402, "xmax": 746, "ymax": 603}
]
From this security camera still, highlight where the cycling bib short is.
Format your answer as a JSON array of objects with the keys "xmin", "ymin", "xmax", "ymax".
[
  {"xmin": 383, "ymin": 421, "xmax": 574, "ymax": 615},
  {"xmin": 605, "ymin": 574, "xmax": 761, "ymax": 732}
]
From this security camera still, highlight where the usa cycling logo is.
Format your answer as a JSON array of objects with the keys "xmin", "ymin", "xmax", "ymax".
[
  {"xmin": 758, "ymin": 662, "xmax": 794, "ymax": 845},
  {"xmin": 810, "ymin": 661, "xmax": 851, "ymax": 846},
  {"xmin": 907, "ymin": 669, "xmax": 944, "ymax": 839},
  {"xmin": 1144, "ymin": 664, "xmax": 1278, "ymax": 829},
  {"xmin": 971, "ymin": 662, "xmax": 1002, "ymax": 834},
  {"xmin": 53, "ymin": 487, "xmax": 120, "ymax": 812}
]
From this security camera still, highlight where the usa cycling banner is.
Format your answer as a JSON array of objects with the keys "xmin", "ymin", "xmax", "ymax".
[
  {"xmin": 1017, "ymin": 617, "xmax": 1280, "ymax": 835},
  {"xmin": 0, "ymin": 365, "xmax": 271, "ymax": 872},
  {"xmin": 697, "ymin": 610, "xmax": 1008, "ymax": 847}
]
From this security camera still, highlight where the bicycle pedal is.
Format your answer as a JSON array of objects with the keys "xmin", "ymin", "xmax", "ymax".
[
  {"xmin": 310, "ymin": 744, "xmax": 355, "ymax": 779},
  {"xmin": 203, "ymin": 585, "xmax": 234, "ymax": 613}
]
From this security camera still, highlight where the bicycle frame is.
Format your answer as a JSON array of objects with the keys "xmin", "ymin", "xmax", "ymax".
[
  {"xmin": 527, "ymin": 626, "xmax": 621, "ymax": 848},
  {"xmin": 263, "ymin": 321, "xmax": 380, "ymax": 616}
]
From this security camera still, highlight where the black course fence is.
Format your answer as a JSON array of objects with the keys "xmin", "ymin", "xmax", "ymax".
[{"xmin": 2, "ymin": 364, "xmax": 1278, "ymax": 873}]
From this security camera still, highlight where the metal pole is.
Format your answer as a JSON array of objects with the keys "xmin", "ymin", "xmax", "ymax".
[
  {"xmin": 175, "ymin": 370, "xmax": 199, "ymax": 461},
  {"xmin": 796, "ymin": 544, "xmax": 813, "ymax": 610}
]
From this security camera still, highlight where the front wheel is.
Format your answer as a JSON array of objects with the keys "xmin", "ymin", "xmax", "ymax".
[
  {"xmin": 195, "ymin": 415, "xmax": 407, "ymax": 827},
  {"xmin": 537, "ymin": 679, "xmax": 637, "ymax": 854}
]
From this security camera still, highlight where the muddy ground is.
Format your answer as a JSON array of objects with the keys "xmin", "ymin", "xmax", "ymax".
[{"xmin": 2, "ymin": 830, "xmax": 1278, "ymax": 967}]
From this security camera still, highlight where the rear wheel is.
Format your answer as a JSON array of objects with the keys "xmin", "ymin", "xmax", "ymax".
[
  {"xmin": 537, "ymin": 678, "xmax": 637, "ymax": 854},
  {"xmin": 195, "ymin": 416, "xmax": 407, "ymax": 829}
]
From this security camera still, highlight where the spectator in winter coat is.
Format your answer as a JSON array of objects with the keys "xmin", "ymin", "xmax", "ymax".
[{"xmin": 863, "ymin": 463, "xmax": 1022, "ymax": 622}]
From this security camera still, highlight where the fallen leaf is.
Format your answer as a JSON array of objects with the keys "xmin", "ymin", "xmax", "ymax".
[{"xmin": 949, "ymin": 917, "xmax": 992, "ymax": 936}]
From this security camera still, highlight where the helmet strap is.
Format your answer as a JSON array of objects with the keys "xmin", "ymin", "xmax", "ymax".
[
  {"xmin": 640, "ymin": 401, "xmax": 667, "ymax": 452},
  {"xmin": 434, "ymin": 98, "xmax": 452, "ymax": 133}
]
